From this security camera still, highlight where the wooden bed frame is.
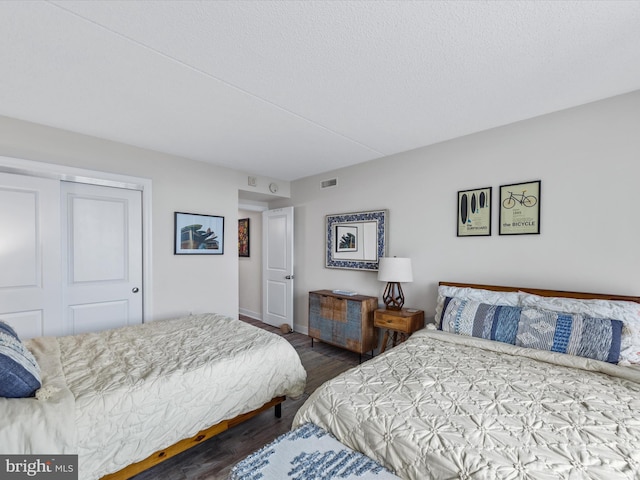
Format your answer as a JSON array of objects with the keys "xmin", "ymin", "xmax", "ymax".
[
  {"xmin": 100, "ymin": 395, "xmax": 285, "ymax": 480},
  {"xmin": 440, "ymin": 281, "xmax": 640, "ymax": 304}
]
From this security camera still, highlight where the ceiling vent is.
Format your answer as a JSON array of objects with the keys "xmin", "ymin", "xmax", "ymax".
[{"xmin": 320, "ymin": 178, "xmax": 338, "ymax": 189}]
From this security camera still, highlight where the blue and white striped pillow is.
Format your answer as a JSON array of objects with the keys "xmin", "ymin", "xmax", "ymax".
[
  {"xmin": 441, "ymin": 298, "xmax": 623, "ymax": 364},
  {"xmin": 0, "ymin": 321, "xmax": 41, "ymax": 398},
  {"xmin": 440, "ymin": 296, "xmax": 522, "ymax": 343}
]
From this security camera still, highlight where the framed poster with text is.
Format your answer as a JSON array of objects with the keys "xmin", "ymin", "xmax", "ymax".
[
  {"xmin": 457, "ymin": 186, "xmax": 492, "ymax": 237},
  {"xmin": 499, "ymin": 180, "xmax": 541, "ymax": 235}
]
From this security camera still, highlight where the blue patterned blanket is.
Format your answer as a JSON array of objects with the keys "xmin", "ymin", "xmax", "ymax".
[{"xmin": 229, "ymin": 423, "xmax": 400, "ymax": 479}]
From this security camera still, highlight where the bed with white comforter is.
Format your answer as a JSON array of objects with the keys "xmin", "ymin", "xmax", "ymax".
[
  {"xmin": 293, "ymin": 330, "xmax": 640, "ymax": 480},
  {"xmin": 0, "ymin": 313, "xmax": 306, "ymax": 480},
  {"xmin": 294, "ymin": 295, "xmax": 640, "ymax": 479}
]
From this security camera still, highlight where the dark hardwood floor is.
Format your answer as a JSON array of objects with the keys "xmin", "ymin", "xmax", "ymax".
[{"xmin": 131, "ymin": 316, "xmax": 365, "ymax": 480}]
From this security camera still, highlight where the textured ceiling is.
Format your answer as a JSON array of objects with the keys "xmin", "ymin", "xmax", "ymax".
[{"xmin": 1, "ymin": 1, "xmax": 639, "ymax": 181}]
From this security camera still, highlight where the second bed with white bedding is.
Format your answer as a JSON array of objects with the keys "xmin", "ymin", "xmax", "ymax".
[{"xmin": 2, "ymin": 314, "xmax": 306, "ymax": 480}]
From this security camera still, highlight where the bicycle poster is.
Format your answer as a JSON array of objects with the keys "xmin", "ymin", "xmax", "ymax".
[
  {"xmin": 457, "ymin": 186, "xmax": 492, "ymax": 237},
  {"xmin": 499, "ymin": 180, "xmax": 541, "ymax": 235}
]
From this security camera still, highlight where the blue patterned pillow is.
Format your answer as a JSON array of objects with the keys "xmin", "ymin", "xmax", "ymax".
[
  {"xmin": 440, "ymin": 297, "xmax": 522, "ymax": 344},
  {"xmin": 517, "ymin": 308, "xmax": 622, "ymax": 363},
  {"xmin": 441, "ymin": 298, "xmax": 623, "ymax": 363},
  {"xmin": 0, "ymin": 321, "xmax": 41, "ymax": 398}
]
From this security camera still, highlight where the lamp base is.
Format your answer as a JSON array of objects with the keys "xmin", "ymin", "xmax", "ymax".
[{"xmin": 383, "ymin": 282, "xmax": 405, "ymax": 310}]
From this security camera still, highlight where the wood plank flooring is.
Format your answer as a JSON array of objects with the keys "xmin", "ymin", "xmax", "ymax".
[{"xmin": 130, "ymin": 316, "xmax": 366, "ymax": 480}]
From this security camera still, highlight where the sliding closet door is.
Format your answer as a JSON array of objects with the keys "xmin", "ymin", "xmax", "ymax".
[
  {"xmin": 0, "ymin": 172, "xmax": 61, "ymax": 338},
  {"xmin": 61, "ymin": 181, "xmax": 143, "ymax": 334}
]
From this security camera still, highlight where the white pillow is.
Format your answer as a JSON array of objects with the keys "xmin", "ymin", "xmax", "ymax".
[
  {"xmin": 434, "ymin": 285, "xmax": 522, "ymax": 328},
  {"xmin": 519, "ymin": 293, "xmax": 640, "ymax": 365}
]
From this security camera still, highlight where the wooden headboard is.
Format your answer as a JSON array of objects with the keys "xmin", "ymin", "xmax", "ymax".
[{"xmin": 439, "ymin": 281, "xmax": 640, "ymax": 305}]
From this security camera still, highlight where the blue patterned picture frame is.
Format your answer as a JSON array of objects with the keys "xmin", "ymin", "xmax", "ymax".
[{"xmin": 325, "ymin": 210, "xmax": 387, "ymax": 270}]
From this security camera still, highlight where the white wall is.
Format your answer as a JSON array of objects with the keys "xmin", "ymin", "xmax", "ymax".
[
  {"xmin": 0, "ymin": 115, "xmax": 241, "ymax": 320},
  {"xmin": 276, "ymin": 91, "xmax": 640, "ymax": 332},
  {"xmin": 2, "ymin": 90, "xmax": 637, "ymax": 332},
  {"xmin": 238, "ymin": 208, "xmax": 263, "ymax": 319}
]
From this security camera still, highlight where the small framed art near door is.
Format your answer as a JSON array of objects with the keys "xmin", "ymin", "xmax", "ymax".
[{"xmin": 238, "ymin": 218, "xmax": 250, "ymax": 257}]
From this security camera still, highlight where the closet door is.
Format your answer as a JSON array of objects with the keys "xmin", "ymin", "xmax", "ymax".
[
  {"xmin": 61, "ymin": 182, "xmax": 143, "ymax": 334},
  {"xmin": 0, "ymin": 172, "xmax": 61, "ymax": 338}
]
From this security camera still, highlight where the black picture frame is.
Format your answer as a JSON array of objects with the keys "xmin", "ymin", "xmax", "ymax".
[
  {"xmin": 499, "ymin": 180, "xmax": 541, "ymax": 235},
  {"xmin": 174, "ymin": 212, "xmax": 224, "ymax": 255},
  {"xmin": 238, "ymin": 218, "xmax": 250, "ymax": 257},
  {"xmin": 457, "ymin": 186, "xmax": 492, "ymax": 237},
  {"xmin": 335, "ymin": 225, "xmax": 358, "ymax": 252}
]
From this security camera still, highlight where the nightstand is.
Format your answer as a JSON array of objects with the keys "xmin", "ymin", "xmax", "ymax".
[{"xmin": 374, "ymin": 308, "xmax": 425, "ymax": 353}]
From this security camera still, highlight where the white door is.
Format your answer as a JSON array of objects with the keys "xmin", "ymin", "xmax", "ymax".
[
  {"xmin": 0, "ymin": 173, "xmax": 61, "ymax": 338},
  {"xmin": 262, "ymin": 207, "xmax": 294, "ymax": 328},
  {"xmin": 61, "ymin": 181, "xmax": 143, "ymax": 334}
]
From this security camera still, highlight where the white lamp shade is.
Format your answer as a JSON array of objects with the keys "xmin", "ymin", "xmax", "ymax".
[{"xmin": 377, "ymin": 257, "xmax": 413, "ymax": 282}]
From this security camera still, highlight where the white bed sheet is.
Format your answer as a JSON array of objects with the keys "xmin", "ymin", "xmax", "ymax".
[
  {"xmin": 0, "ymin": 336, "xmax": 76, "ymax": 454},
  {"xmin": 1, "ymin": 314, "xmax": 306, "ymax": 480},
  {"xmin": 294, "ymin": 329, "xmax": 640, "ymax": 479}
]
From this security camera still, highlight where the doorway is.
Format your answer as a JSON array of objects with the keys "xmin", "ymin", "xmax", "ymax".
[
  {"xmin": 238, "ymin": 199, "xmax": 294, "ymax": 330},
  {"xmin": 238, "ymin": 207, "xmax": 264, "ymax": 321}
]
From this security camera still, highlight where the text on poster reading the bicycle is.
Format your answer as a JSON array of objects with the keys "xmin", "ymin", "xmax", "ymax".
[
  {"xmin": 502, "ymin": 209, "xmax": 536, "ymax": 228},
  {"xmin": 499, "ymin": 180, "xmax": 541, "ymax": 235},
  {"xmin": 503, "ymin": 222, "xmax": 536, "ymax": 227}
]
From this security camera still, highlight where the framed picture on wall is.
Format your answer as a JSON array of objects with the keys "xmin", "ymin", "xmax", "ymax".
[
  {"xmin": 174, "ymin": 212, "xmax": 224, "ymax": 254},
  {"xmin": 325, "ymin": 210, "xmax": 387, "ymax": 271},
  {"xmin": 335, "ymin": 225, "xmax": 358, "ymax": 252},
  {"xmin": 457, "ymin": 186, "xmax": 492, "ymax": 236},
  {"xmin": 499, "ymin": 180, "xmax": 541, "ymax": 235},
  {"xmin": 238, "ymin": 218, "xmax": 250, "ymax": 257}
]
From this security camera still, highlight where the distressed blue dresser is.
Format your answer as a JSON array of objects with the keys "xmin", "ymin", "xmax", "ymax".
[{"xmin": 308, "ymin": 290, "xmax": 378, "ymax": 357}]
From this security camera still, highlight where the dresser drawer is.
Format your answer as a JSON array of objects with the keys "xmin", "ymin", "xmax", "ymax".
[
  {"xmin": 374, "ymin": 309, "xmax": 424, "ymax": 334},
  {"xmin": 374, "ymin": 311, "xmax": 412, "ymax": 333},
  {"xmin": 374, "ymin": 309, "xmax": 425, "ymax": 353}
]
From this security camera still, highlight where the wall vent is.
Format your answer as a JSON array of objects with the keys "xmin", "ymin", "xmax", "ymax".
[{"xmin": 320, "ymin": 178, "xmax": 338, "ymax": 189}]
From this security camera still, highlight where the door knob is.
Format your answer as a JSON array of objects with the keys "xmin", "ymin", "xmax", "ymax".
[
  {"xmin": 132, "ymin": 287, "xmax": 139, "ymax": 293},
  {"xmin": 285, "ymin": 275, "xmax": 295, "ymax": 280}
]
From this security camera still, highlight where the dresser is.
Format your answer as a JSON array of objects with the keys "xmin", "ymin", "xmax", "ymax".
[{"xmin": 308, "ymin": 290, "xmax": 378, "ymax": 357}]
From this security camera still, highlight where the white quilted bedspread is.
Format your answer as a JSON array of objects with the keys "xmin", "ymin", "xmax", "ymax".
[
  {"xmin": 2, "ymin": 314, "xmax": 306, "ymax": 480},
  {"xmin": 294, "ymin": 329, "xmax": 640, "ymax": 479},
  {"xmin": 0, "ymin": 336, "xmax": 76, "ymax": 455}
]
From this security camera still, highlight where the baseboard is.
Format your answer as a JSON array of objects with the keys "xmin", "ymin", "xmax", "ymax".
[
  {"xmin": 239, "ymin": 308, "xmax": 262, "ymax": 321},
  {"xmin": 239, "ymin": 308, "xmax": 309, "ymax": 336}
]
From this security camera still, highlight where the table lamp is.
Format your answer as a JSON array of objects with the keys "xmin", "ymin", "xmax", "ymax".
[{"xmin": 377, "ymin": 257, "xmax": 413, "ymax": 310}]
